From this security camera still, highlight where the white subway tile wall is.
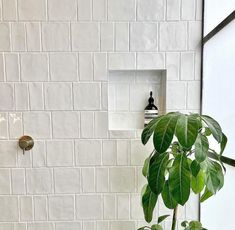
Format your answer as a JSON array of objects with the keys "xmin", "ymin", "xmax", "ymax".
[{"xmin": 0, "ymin": 0, "xmax": 201, "ymax": 229}]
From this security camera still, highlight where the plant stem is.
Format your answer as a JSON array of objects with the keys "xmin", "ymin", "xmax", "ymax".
[{"xmin": 171, "ymin": 205, "xmax": 178, "ymax": 230}]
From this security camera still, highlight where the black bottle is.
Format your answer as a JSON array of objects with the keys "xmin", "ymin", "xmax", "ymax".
[{"xmin": 144, "ymin": 91, "xmax": 158, "ymax": 127}]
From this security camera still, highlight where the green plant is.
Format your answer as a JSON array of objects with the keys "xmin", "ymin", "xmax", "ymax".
[{"xmin": 138, "ymin": 112, "xmax": 227, "ymax": 230}]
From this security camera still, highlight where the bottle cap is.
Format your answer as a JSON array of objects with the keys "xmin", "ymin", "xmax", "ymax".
[{"xmin": 148, "ymin": 91, "xmax": 154, "ymax": 104}]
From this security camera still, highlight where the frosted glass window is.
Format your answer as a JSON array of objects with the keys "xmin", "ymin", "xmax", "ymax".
[
  {"xmin": 204, "ymin": 0, "xmax": 235, "ymax": 35},
  {"xmin": 202, "ymin": 4, "xmax": 235, "ymax": 230}
]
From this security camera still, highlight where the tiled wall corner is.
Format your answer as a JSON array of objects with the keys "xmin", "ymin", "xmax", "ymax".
[{"xmin": 0, "ymin": 0, "xmax": 202, "ymax": 229}]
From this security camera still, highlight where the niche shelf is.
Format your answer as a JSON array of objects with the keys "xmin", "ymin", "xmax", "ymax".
[{"xmin": 108, "ymin": 70, "xmax": 166, "ymax": 131}]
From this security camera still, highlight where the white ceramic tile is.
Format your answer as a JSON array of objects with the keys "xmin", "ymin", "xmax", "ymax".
[
  {"xmin": 76, "ymin": 195, "xmax": 102, "ymax": 219},
  {"xmin": 56, "ymin": 222, "xmax": 82, "ymax": 230},
  {"xmin": 115, "ymin": 23, "xmax": 129, "ymax": 51},
  {"xmin": 52, "ymin": 112, "xmax": 80, "ymax": 138},
  {"xmin": 0, "ymin": 54, "xmax": 5, "ymax": 82},
  {"xmin": 0, "ymin": 197, "xmax": 18, "ymax": 221},
  {"xmin": 75, "ymin": 140, "xmax": 101, "ymax": 166},
  {"xmin": 101, "ymin": 23, "xmax": 114, "ymax": 51},
  {"xmin": 108, "ymin": 0, "xmax": 135, "ymax": 21},
  {"xmin": 137, "ymin": 0, "xmax": 165, "ymax": 20},
  {"xmin": 18, "ymin": 0, "xmax": 46, "ymax": 20},
  {"xmin": 167, "ymin": 0, "xmax": 181, "ymax": 20},
  {"xmin": 137, "ymin": 53, "xmax": 164, "ymax": 69},
  {"xmin": 187, "ymin": 81, "xmax": 200, "ymax": 110},
  {"xmin": 166, "ymin": 52, "xmax": 180, "ymax": 80},
  {"xmin": 20, "ymin": 196, "xmax": 33, "ymax": 221},
  {"xmin": 11, "ymin": 23, "xmax": 26, "ymax": 51},
  {"xmin": 15, "ymin": 83, "xmax": 29, "ymax": 110},
  {"xmin": 0, "ymin": 113, "xmax": 8, "ymax": 139},
  {"xmin": 93, "ymin": 0, "xmax": 107, "ymax": 20},
  {"xmin": 110, "ymin": 221, "xmax": 135, "ymax": 230},
  {"xmin": 102, "ymin": 140, "xmax": 117, "ymax": 165},
  {"xmin": 81, "ymin": 168, "xmax": 95, "ymax": 192},
  {"xmin": 42, "ymin": 23, "xmax": 70, "ymax": 51},
  {"xmin": 109, "ymin": 53, "xmax": 136, "ymax": 70},
  {"xmin": 101, "ymin": 83, "xmax": 108, "ymax": 110},
  {"xmin": 54, "ymin": 168, "xmax": 80, "ymax": 193},
  {"xmin": 80, "ymin": 111, "xmax": 94, "ymax": 138},
  {"xmin": 117, "ymin": 194, "xmax": 130, "ymax": 219},
  {"xmin": 9, "ymin": 113, "xmax": 23, "ymax": 139},
  {"xmin": 50, "ymin": 53, "xmax": 77, "ymax": 81},
  {"xmin": 48, "ymin": 0, "xmax": 77, "ymax": 21},
  {"xmin": 5, "ymin": 54, "xmax": 20, "ymax": 81},
  {"xmin": 45, "ymin": 83, "xmax": 72, "ymax": 110},
  {"xmin": 109, "ymin": 167, "xmax": 135, "ymax": 192},
  {"xmin": 34, "ymin": 196, "xmax": 47, "ymax": 221},
  {"xmin": 2, "ymin": 0, "xmax": 17, "ymax": 20},
  {"xmin": 166, "ymin": 81, "xmax": 187, "ymax": 110},
  {"xmin": 181, "ymin": 0, "xmax": 196, "ymax": 20},
  {"xmin": 181, "ymin": 52, "xmax": 195, "ymax": 80},
  {"xmin": 77, "ymin": 0, "xmax": 92, "ymax": 20},
  {"xmin": 79, "ymin": 53, "xmax": 93, "ymax": 81},
  {"xmin": 189, "ymin": 21, "xmax": 201, "ymax": 50},
  {"xmin": 115, "ymin": 84, "xmax": 129, "ymax": 111},
  {"xmin": 21, "ymin": 54, "xmax": 48, "ymax": 81},
  {"xmin": 0, "ymin": 23, "xmax": 10, "ymax": 51},
  {"xmin": 94, "ymin": 53, "xmax": 107, "ymax": 81},
  {"xmin": 94, "ymin": 111, "xmax": 109, "ymax": 138},
  {"xmin": 11, "ymin": 168, "xmax": 25, "ymax": 194},
  {"xmin": 72, "ymin": 23, "xmax": 100, "ymax": 51},
  {"xmin": 104, "ymin": 195, "xmax": 116, "ymax": 219},
  {"xmin": 28, "ymin": 223, "xmax": 54, "ymax": 230},
  {"xmin": 117, "ymin": 140, "xmax": 130, "ymax": 165},
  {"xmin": 26, "ymin": 169, "xmax": 53, "ymax": 194},
  {"xmin": 28, "ymin": 83, "xmax": 44, "ymax": 110},
  {"xmin": 74, "ymin": 83, "xmax": 101, "ymax": 110},
  {"xmin": 48, "ymin": 196, "xmax": 74, "ymax": 220},
  {"xmin": 0, "ymin": 84, "xmax": 14, "ymax": 110},
  {"xmin": 47, "ymin": 140, "xmax": 74, "ymax": 166},
  {"xmin": 130, "ymin": 23, "xmax": 158, "ymax": 51},
  {"xmin": 24, "ymin": 112, "xmax": 51, "ymax": 138},
  {"xmin": 159, "ymin": 22, "xmax": 187, "ymax": 51},
  {"xmin": 32, "ymin": 141, "xmax": 46, "ymax": 167},
  {"xmin": 96, "ymin": 168, "xmax": 109, "ymax": 192},
  {"xmin": 130, "ymin": 194, "xmax": 144, "ymax": 219},
  {"xmin": 26, "ymin": 23, "xmax": 41, "ymax": 51},
  {"xmin": 0, "ymin": 169, "xmax": 10, "ymax": 194}
]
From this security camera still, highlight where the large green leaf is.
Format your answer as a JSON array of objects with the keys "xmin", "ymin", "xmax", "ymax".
[
  {"xmin": 141, "ymin": 116, "xmax": 163, "ymax": 145},
  {"xmin": 142, "ymin": 156, "xmax": 151, "ymax": 177},
  {"xmin": 181, "ymin": 221, "xmax": 205, "ymax": 230},
  {"xmin": 176, "ymin": 114, "xmax": 200, "ymax": 149},
  {"xmin": 148, "ymin": 153, "xmax": 169, "ymax": 195},
  {"xmin": 190, "ymin": 160, "xmax": 201, "ymax": 177},
  {"xmin": 153, "ymin": 113, "xmax": 180, "ymax": 153},
  {"xmin": 191, "ymin": 170, "xmax": 205, "ymax": 194},
  {"xmin": 169, "ymin": 153, "xmax": 191, "ymax": 205},
  {"xmin": 201, "ymin": 115, "xmax": 223, "ymax": 143},
  {"xmin": 151, "ymin": 225, "xmax": 163, "ymax": 230},
  {"xmin": 200, "ymin": 187, "xmax": 213, "ymax": 202},
  {"xmin": 161, "ymin": 180, "xmax": 177, "ymax": 209},
  {"xmin": 195, "ymin": 134, "xmax": 209, "ymax": 163},
  {"xmin": 158, "ymin": 215, "xmax": 170, "ymax": 224},
  {"xmin": 220, "ymin": 133, "xmax": 227, "ymax": 155},
  {"xmin": 188, "ymin": 221, "xmax": 203, "ymax": 230},
  {"xmin": 142, "ymin": 185, "xmax": 158, "ymax": 223},
  {"xmin": 202, "ymin": 159, "xmax": 224, "ymax": 194}
]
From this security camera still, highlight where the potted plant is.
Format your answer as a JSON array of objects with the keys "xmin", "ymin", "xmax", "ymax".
[{"xmin": 138, "ymin": 112, "xmax": 227, "ymax": 230}]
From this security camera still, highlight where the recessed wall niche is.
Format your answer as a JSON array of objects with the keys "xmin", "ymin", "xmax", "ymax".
[{"xmin": 108, "ymin": 70, "xmax": 166, "ymax": 131}]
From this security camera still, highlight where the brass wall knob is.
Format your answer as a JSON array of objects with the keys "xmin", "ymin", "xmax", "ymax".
[{"xmin": 19, "ymin": 135, "xmax": 34, "ymax": 154}]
